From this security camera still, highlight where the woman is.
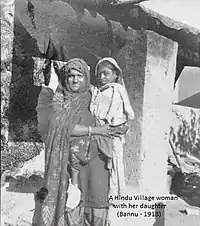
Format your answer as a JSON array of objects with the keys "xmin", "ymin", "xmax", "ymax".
[{"xmin": 35, "ymin": 58, "xmax": 127, "ymax": 226}]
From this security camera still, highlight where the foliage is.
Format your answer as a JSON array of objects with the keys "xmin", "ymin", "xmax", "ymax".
[
  {"xmin": 170, "ymin": 108, "xmax": 200, "ymax": 159},
  {"xmin": 1, "ymin": 70, "xmax": 11, "ymax": 159},
  {"xmin": 1, "ymin": 141, "xmax": 44, "ymax": 175}
]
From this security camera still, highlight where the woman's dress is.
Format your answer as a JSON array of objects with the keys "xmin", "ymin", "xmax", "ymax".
[{"xmin": 36, "ymin": 86, "xmax": 109, "ymax": 226}]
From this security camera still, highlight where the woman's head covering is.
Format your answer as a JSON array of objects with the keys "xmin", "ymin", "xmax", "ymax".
[
  {"xmin": 94, "ymin": 57, "xmax": 123, "ymax": 85},
  {"xmin": 59, "ymin": 58, "xmax": 90, "ymax": 93}
]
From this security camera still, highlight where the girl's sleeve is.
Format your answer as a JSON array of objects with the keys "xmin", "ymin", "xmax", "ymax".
[
  {"xmin": 106, "ymin": 85, "xmax": 134, "ymax": 126},
  {"xmin": 105, "ymin": 86, "xmax": 126, "ymax": 126},
  {"xmin": 36, "ymin": 86, "xmax": 54, "ymax": 141},
  {"xmin": 118, "ymin": 85, "xmax": 135, "ymax": 120}
]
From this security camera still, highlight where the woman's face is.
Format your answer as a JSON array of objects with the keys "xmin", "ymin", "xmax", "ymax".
[
  {"xmin": 65, "ymin": 69, "xmax": 87, "ymax": 93},
  {"xmin": 97, "ymin": 64, "xmax": 117, "ymax": 87}
]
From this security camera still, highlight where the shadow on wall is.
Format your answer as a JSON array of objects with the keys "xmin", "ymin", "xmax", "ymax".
[
  {"xmin": 8, "ymin": 17, "xmax": 43, "ymax": 142},
  {"xmin": 170, "ymin": 109, "xmax": 200, "ymax": 159}
]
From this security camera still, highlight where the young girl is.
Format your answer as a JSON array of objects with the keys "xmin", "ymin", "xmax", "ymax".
[{"xmin": 90, "ymin": 57, "xmax": 135, "ymax": 198}]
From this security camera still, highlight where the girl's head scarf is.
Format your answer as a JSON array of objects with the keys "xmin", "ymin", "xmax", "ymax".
[
  {"xmin": 94, "ymin": 57, "xmax": 123, "ymax": 86},
  {"xmin": 38, "ymin": 58, "xmax": 91, "ymax": 226},
  {"xmin": 94, "ymin": 57, "xmax": 134, "ymax": 120}
]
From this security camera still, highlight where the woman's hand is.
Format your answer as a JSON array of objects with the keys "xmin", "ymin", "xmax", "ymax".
[
  {"xmin": 108, "ymin": 124, "xmax": 129, "ymax": 137},
  {"xmin": 92, "ymin": 124, "xmax": 111, "ymax": 137}
]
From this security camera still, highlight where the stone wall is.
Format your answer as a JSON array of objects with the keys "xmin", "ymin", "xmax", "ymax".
[
  {"xmin": 1, "ymin": 0, "xmax": 44, "ymax": 174},
  {"xmin": 1, "ymin": 1, "xmax": 14, "ymax": 143},
  {"xmin": 1, "ymin": 0, "xmax": 42, "ymax": 143}
]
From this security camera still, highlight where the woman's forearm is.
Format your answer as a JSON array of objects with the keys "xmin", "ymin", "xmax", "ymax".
[{"xmin": 71, "ymin": 124, "xmax": 98, "ymax": 137}]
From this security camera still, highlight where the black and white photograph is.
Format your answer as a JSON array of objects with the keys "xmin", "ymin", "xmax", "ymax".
[{"xmin": 1, "ymin": 0, "xmax": 200, "ymax": 225}]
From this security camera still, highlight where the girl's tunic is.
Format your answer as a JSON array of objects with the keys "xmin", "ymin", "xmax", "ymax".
[{"xmin": 90, "ymin": 83, "xmax": 134, "ymax": 196}]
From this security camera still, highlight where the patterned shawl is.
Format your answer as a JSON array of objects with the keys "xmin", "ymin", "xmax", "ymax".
[{"xmin": 36, "ymin": 58, "xmax": 91, "ymax": 226}]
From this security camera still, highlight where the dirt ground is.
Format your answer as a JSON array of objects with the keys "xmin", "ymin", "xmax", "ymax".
[
  {"xmin": 165, "ymin": 198, "xmax": 200, "ymax": 226},
  {"xmin": 1, "ymin": 151, "xmax": 200, "ymax": 226}
]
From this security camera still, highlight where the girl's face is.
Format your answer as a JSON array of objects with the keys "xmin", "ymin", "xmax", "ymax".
[
  {"xmin": 65, "ymin": 69, "xmax": 86, "ymax": 93},
  {"xmin": 97, "ymin": 64, "xmax": 117, "ymax": 87}
]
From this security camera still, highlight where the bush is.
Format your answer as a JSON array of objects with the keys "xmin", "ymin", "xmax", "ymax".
[
  {"xmin": 1, "ymin": 141, "xmax": 44, "ymax": 174},
  {"xmin": 170, "ymin": 108, "xmax": 200, "ymax": 159}
]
